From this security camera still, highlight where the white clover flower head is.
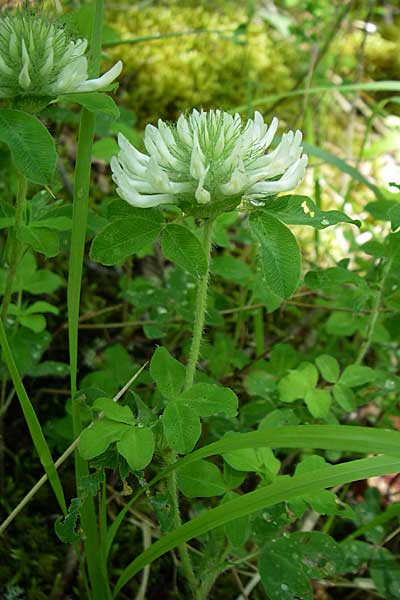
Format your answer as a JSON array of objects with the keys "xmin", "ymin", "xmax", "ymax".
[
  {"xmin": 0, "ymin": 11, "xmax": 122, "ymax": 110},
  {"xmin": 111, "ymin": 109, "xmax": 308, "ymax": 217}
]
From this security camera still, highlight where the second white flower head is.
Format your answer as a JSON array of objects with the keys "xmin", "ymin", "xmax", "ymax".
[
  {"xmin": 111, "ymin": 109, "xmax": 308, "ymax": 214},
  {"xmin": 0, "ymin": 11, "xmax": 122, "ymax": 105}
]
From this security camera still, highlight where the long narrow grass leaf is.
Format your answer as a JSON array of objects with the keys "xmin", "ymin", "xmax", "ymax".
[
  {"xmin": 233, "ymin": 80, "xmax": 400, "ymax": 112},
  {"xmin": 0, "ymin": 320, "xmax": 66, "ymax": 513},
  {"xmin": 106, "ymin": 424, "xmax": 400, "ymax": 557},
  {"xmin": 114, "ymin": 455, "xmax": 400, "ymax": 595},
  {"xmin": 304, "ymin": 142, "xmax": 383, "ymax": 199},
  {"xmin": 67, "ymin": 1, "xmax": 112, "ymax": 597}
]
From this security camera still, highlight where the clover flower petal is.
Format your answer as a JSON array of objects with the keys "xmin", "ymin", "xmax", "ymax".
[
  {"xmin": 111, "ymin": 109, "xmax": 308, "ymax": 214},
  {"xmin": 0, "ymin": 12, "xmax": 122, "ymax": 106}
]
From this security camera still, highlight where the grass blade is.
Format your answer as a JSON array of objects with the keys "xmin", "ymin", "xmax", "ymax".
[
  {"xmin": 304, "ymin": 142, "xmax": 383, "ymax": 199},
  {"xmin": 66, "ymin": 1, "xmax": 112, "ymax": 597},
  {"xmin": 0, "ymin": 320, "xmax": 66, "ymax": 514},
  {"xmin": 106, "ymin": 424, "xmax": 400, "ymax": 558},
  {"xmin": 176, "ymin": 425, "xmax": 400, "ymax": 466},
  {"xmin": 233, "ymin": 80, "xmax": 400, "ymax": 112},
  {"xmin": 114, "ymin": 454, "xmax": 400, "ymax": 595}
]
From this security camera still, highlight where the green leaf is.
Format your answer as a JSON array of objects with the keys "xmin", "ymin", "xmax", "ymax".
[
  {"xmin": 116, "ymin": 427, "xmax": 155, "ymax": 471},
  {"xmin": 0, "ymin": 200, "xmax": 15, "ymax": 229},
  {"xmin": 340, "ymin": 540, "xmax": 374, "ymax": 573},
  {"xmin": 23, "ymin": 301, "xmax": 59, "ymax": 316},
  {"xmin": 212, "ymin": 255, "xmax": 252, "ymax": 283},
  {"xmin": 371, "ymin": 548, "xmax": 400, "ymax": 600},
  {"xmin": 325, "ymin": 312, "xmax": 360, "ymax": 337},
  {"xmin": 389, "ymin": 203, "xmax": 400, "ymax": 231},
  {"xmin": 250, "ymin": 211, "xmax": 301, "ymax": 298},
  {"xmin": 223, "ymin": 492, "xmax": 250, "ymax": 547},
  {"xmin": 257, "ymin": 447, "xmax": 281, "ymax": 479},
  {"xmin": 332, "ymin": 383, "xmax": 356, "ymax": 412},
  {"xmin": 177, "ymin": 460, "xmax": 226, "ymax": 497},
  {"xmin": 289, "ymin": 485, "xmax": 341, "ymax": 518},
  {"xmin": 305, "ymin": 266, "xmax": 369, "ymax": 294},
  {"xmin": 365, "ymin": 200, "xmax": 397, "ymax": 221},
  {"xmin": 260, "ymin": 409, "xmax": 299, "ymax": 429},
  {"xmin": 179, "ymin": 383, "xmax": 238, "ymax": 418},
  {"xmin": 80, "ymin": 344, "xmax": 135, "ymax": 397},
  {"xmin": 0, "ymin": 109, "xmax": 57, "ymax": 184},
  {"xmin": 223, "ymin": 435, "xmax": 280, "ymax": 477},
  {"xmin": 92, "ymin": 137, "xmax": 119, "ymax": 161},
  {"xmin": 150, "ymin": 347, "xmax": 185, "ymax": 399},
  {"xmin": 31, "ymin": 361, "xmax": 69, "ymax": 377},
  {"xmin": 339, "ymin": 365, "xmax": 376, "ymax": 387},
  {"xmin": 17, "ymin": 224, "xmax": 59, "ymax": 257},
  {"xmin": 78, "ymin": 419, "xmax": 130, "ymax": 460},
  {"xmin": 24, "ymin": 269, "xmax": 62, "ymax": 294},
  {"xmin": 106, "ymin": 199, "xmax": 144, "ymax": 221},
  {"xmin": 2, "ymin": 252, "xmax": 63, "ymax": 295},
  {"xmin": 278, "ymin": 370, "xmax": 309, "ymax": 403},
  {"xmin": 244, "ymin": 369, "xmax": 276, "ymax": 398},
  {"xmin": 161, "ymin": 224, "xmax": 207, "ymax": 277},
  {"xmin": 19, "ymin": 314, "xmax": 46, "ymax": 333},
  {"xmin": 80, "ymin": 471, "xmax": 105, "ymax": 497},
  {"xmin": 388, "ymin": 232, "xmax": 400, "ymax": 263},
  {"xmin": 299, "ymin": 362, "xmax": 319, "ymax": 386},
  {"xmin": 31, "ymin": 216, "xmax": 72, "ymax": 231},
  {"xmin": 150, "ymin": 491, "xmax": 175, "ymax": 533},
  {"xmin": 224, "ymin": 463, "xmax": 246, "ymax": 490},
  {"xmin": 64, "ymin": 92, "xmax": 120, "ymax": 119},
  {"xmin": 275, "ymin": 531, "xmax": 343, "ymax": 578},
  {"xmin": 278, "ymin": 363, "xmax": 317, "ymax": 403},
  {"xmin": 304, "ymin": 388, "xmax": 332, "ymax": 419},
  {"xmin": 263, "ymin": 195, "xmax": 360, "ymax": 229},
  {"xmin": 90, "ymin": 209, "xmax": 163, "ymax": 265},
  {"xmin": 352, "ymin": 487, "xmax": 385, "ymax": 543},
  {"xmin": 163, "ymin": 401, "xmax": 201, "ymax": 454},
  {"xmin": 92, "ymin": 397, "xmax": 135, "ymax": 425},
  {"xmin": 0, "ymin": 217, "xmax": 15, "ymax": 230},
  {"xmin": 55, "ymin": 472, "xmax": 105, "ymax": 544},
  {"xmin": 315, "ymin": 354, "xmax": 340, "ymax": 383},
  {"xmin": 54, "ymin": 497, "xmax": 82, "ymax": 544},
  {"xmin": 289, "ymin": 457, "xmax": 346, "ymax": 517},
  {"xmin": 223, "ymin": 445, "xmax": 262, "ymax": 472},
  {"xmin": 259, "ymin": 545, "xmax": 313, "ymax": 600},
  {"xmin": 268, "ymin": 343, "xmax": 300, "ymax": 375}
]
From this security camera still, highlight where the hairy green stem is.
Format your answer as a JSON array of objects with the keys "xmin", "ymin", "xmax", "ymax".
[
  {"xmin": 167, "ymin": 461, "xmax": 199, "ymax": 599},
  {"xmin": 165, "ymin": 219, "xmax": 214, "ymax": 598},
  {"xmin": 184, "ymin": 218, "xmax": 214, "ymax": 390}
]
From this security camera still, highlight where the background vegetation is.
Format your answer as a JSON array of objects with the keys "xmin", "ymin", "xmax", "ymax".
[{"xmin": 0, "ymin": 0, "xmax": 400, "ymax": 598}]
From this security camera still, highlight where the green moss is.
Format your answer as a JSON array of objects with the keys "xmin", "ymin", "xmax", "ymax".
[
  {"xmin": 106, "ymin": 4, "xmax": 297, "ymax": 125},
  {"xmin": 336, "ymin": 30, "xmax": 400, "ymax": 82}
]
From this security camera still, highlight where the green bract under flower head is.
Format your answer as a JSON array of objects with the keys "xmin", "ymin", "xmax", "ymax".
[
  {"xmin": 0, "ymin": 11, "xmax": 122, "ymax": 110},
  {"xmin": 111, "ymin": 109, "xmax": 307, "ymax": 217}
]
